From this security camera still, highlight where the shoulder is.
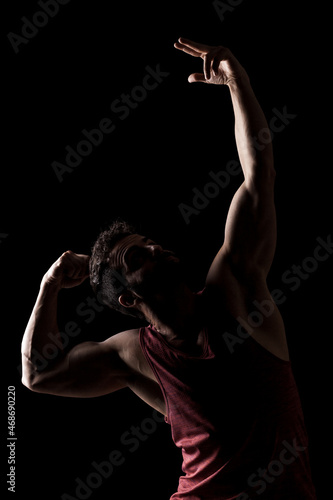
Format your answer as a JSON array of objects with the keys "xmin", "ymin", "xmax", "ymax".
[
  {"xmin": 102, "ymin": 328, "xmax": 141, "ymax": 353},
  {"xmin": 102, "ymin": 327, "xmax": 149, "ymax": 375}
]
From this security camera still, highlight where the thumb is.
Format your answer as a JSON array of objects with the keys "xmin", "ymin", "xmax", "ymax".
[{"xmin": 188, "ymin": 72, "xmax": 207, "ymax": 83}]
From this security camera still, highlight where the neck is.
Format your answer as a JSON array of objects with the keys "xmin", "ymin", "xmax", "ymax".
[{"xmin": 143, "ymin": 282, "xmax": 203, "ymax": 342}]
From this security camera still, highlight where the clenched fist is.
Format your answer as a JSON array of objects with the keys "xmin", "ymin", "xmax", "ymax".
[{"xmin": 43, "ymin": 250, "xmax": 90, "ymax": 290}]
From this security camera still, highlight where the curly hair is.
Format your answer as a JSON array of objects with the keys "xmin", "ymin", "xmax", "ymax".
[{"xmin": 89, "ymin": 219, "xmax": 143, "ymax": 319}]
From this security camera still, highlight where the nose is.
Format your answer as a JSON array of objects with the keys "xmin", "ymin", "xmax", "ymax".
[{"xmin": 149, "ymin": 244, "xmax": 164, "ymax": 258}]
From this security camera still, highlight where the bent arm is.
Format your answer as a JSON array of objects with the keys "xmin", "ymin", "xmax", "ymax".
[
  {"xmin": 175, "ymin": 39, "xmax": 276, "ymax": 278},
  {"xmin": 176, "ymin": 39, "xmax": 288, "ymax": 359},
  {"xmin": 21, "ymin": 251, "xmax": 130, "ymax": 397},
  {"xmin": 201, "ymin": 51, "xmax": 276, "ymax": 281},
  {"xmin": 21, "ymin": 278, "xmax": 130, "ymax": 397}
]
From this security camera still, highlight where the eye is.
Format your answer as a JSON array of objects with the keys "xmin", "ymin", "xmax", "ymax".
[{"xmin": 128, "ymin": 248, "xmax": 147, "ymax": 271}]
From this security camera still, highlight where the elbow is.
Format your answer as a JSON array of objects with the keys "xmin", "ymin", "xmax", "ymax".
[
  {"xmin": 21, "ymin": 377, "xmax": 33, "ymax": 391},
  {"xmin": 21, "ymin": 356, "xmax": 33, "ymax": 391},
  {"xmin": 21, "ymin": 368, "xmax": 44, "ymax": 393},
  {"xmin": 21, "ymin": 373, "xmax": 38, "ymax": 392},
  {"xmin": 21, "ymin": 348, "xmax": 46, "ymax": 393}
]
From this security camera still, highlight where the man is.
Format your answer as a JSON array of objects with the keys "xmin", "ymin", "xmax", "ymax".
[{"xmin": 21, "ymin": 39, "xmax": 317, "ymax": 499}]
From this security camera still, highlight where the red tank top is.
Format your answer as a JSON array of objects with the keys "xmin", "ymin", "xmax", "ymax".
[{"xmin": 139, "ymin": 295, "xmax": 317, "ymax": 499}]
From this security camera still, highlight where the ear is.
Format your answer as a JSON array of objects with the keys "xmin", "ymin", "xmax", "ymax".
[{"xmin": 118, "ymin": 291, "xmax": 142, "ymax": 309}]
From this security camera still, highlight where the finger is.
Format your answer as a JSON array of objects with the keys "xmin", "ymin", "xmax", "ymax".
[
  {"xmin": 174, "ymin": 42, "xmax": 202, "ymax": 58},
  {"xmin": 75, "ymin": 254, "xmax": 90, "ymax": 275},
  {"xmin": 212, "ymin": 55, "xmax": 220, "ymax": 76},
  {"xmin": 177, "ymin": 38, "xmax": 213, "ymax": 54},
  {"xmin": 203, "ymin": 53, "xmax": 214, "ymax": 81},
  {"xmin": 62, "ymin": 274, "xmax": 89, "ymax": 289},
  {"xmin": 205, "ymin": 47, "xmax": 225, "ymax": 78},
  {"xmin": 72, "ymin": 255, "xmax": 90, "ymax": 278},
  {"xmin": 63, "ymin": 252, "xmax": 89, "ymax": 278},
  {"xmin": 188, "ymin": 73, "xmax": 207, "ymax": 84}
]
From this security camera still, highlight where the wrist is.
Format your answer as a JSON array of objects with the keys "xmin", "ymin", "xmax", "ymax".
[
  {"xmin": 41, "ymin": 274, "xmax": 61, "ymax": 294},
  {"xmin": 227, "ymin": 73, "xmax": 251, "ymax": 92}
]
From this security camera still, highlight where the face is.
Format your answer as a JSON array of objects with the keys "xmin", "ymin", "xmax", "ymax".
[{"xmin": 110, "ymin": 234, "xmax": 182, "ymax": 300}]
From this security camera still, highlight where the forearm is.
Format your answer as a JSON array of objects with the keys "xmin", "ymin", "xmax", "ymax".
[
  {"xmin": 21, "ymin": 278, "xmax": 63, "ymax": 387},
  {"xmin": 228, "ymin": 76, "xmax": 274, "ymax": 181}
]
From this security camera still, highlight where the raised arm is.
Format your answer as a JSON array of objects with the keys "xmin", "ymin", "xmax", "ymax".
[
  {"xmin": 175, "ymin": 39, "xmax": 276, "ymax": 281},
  {"xmin": 21, "ymin": 251, "xmax": 130, "ymax": 397},
  {"xmin": 175, "ymin": 39, "xmax": 288, "ymax": 360}
]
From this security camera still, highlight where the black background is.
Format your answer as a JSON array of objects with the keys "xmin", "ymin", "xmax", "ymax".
[{"xmin": 2, "ymin": 1, "xmax": 332, "ymax": 499}]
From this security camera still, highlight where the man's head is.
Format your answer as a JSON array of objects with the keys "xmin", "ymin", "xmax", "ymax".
[{"xmin": 89, "ymin": 220, "xmax": 182, "ymax": 320}]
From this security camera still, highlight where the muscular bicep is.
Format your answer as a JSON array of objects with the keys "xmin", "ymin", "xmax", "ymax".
[
  {"xmin": 30, "ymin": 338, "xmax": 131, "ymax": 398},
  {"xmin": 206, "ymin": 174, "xmax": 276, "ymax": 288}
]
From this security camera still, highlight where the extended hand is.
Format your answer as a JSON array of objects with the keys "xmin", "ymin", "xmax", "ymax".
[
  {"xmin": 174, "ymin": 38, "xmax": 248, "ymax": 85},
  {"xmin": 43, "ymin": 250, "xmax": 90, "ymax": 289}
]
